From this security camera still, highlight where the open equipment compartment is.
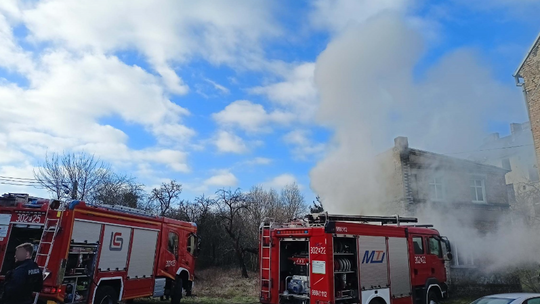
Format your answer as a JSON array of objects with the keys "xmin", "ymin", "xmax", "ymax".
[
  {"xmin": 333, "ymin": 237, "xmax": 359, "ymax": 303},
  {"xmin": 279, "ymin": 239, "xmax": 309, "ymax": 304}
]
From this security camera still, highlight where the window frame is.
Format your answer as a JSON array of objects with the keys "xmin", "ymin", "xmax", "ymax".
[
  {"xmin": 428, "ymin": 177, "xmax": 445, "ymax": 201},
  {"xmin": 525, "ymin": 298, "xmax": 540, "ymax": 304},
  {"xmin": 187, "ymin": 233, "xmax": 196, "ymax": 255},
  {"xmin": 451, "ymin": 242, "xmax": 475, "ymax": 268},
  {"xmin": 428, "ymin": 237, "xmax": 442, "ymax": 258},
  {"xmin": 501, "ymin": 158, "xmax": 511, "ymax": 171},
  {"xmin": 412, "ymin": 236, "xmax": 424, "ymax": 255},
  {"xmin": 470, "ymin": 175, "xmax": 487, "ymax": 204},
  {"xmin": 168, "ymin": 232, "xmax": 179, "ymax": 259}
]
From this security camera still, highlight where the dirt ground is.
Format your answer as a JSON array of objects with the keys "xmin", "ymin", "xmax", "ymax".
[{"xmin": 132, "ymin": 268, "xmax": 476, "ymax": 304}]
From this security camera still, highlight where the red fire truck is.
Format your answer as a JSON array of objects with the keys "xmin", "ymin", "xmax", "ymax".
[
  {"xmin": 0, "ymin": 193, "xmax": 199, "ymax": 304},
  {"xmin": 259, "ymin": 213, "xmax": 452, "ymax": 304}
]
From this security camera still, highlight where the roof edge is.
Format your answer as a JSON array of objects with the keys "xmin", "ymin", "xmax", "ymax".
[{"xmin": 514, "ymin": 32, "xmax": 540, "ymax": 78}]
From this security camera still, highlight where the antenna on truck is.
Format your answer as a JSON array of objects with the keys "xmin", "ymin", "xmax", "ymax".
[{"xmin": 305, "ymin": 212, "xmax": 418, "ymax": 226}]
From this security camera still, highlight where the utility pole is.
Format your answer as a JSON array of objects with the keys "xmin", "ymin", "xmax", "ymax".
[{"xmin": 71, "ymin": 181, "xmax": 78, "ymax": 200}]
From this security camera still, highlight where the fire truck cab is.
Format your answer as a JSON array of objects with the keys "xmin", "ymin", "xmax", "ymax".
[
  {"xmin": 259, "ymin": 213, "xmax": 452, "ymax": 304},
  {"xmin": 0, "ymin": 193, "xmax": 199, "ymax": 304}
]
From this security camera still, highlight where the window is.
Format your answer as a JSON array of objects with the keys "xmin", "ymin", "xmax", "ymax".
[
  {"xmin": 525, "ymin": 298, "xmax": 540, "ymax": 304},
  {"xmin": 452, "ymin": 243, "xmax": 475, "ymax": 267},
  {"xmin": 412, "ymin": 237, "xmax": 424, "ymax": 254},
  {"xmin": 187, "ymin": 234, "xmax": 197, "ymax": 255},
  {"xmin": 471, "ymin": 176, "xmax": 486, "ymax": 203},
  {"xmin": 168, "ymin": 232, "xmax": 179, "ymax": 259},
  {"xmin": 501, "ymin": 158, "xmax": 511, "ymax": 171},
  {"xmin": 528, "ymin": 167, "xmax": 539, "ymax": 182},
  {"xmin": 428, "ymin": 237, "xmax": 442, "ymax": 258},
  {"xmin": 429, "ymin": 177, "xmax": 444, "ymax": 201}
]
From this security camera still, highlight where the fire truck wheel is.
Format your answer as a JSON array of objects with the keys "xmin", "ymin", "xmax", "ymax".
[
  {"xmin": 171, "ymin": 277, "xmax": 183, "ymax": 304},
  {"xmin": 428, "ymin": 289, "xmax": 440, "ymax": 304},
  {"xmin": 94, "ymin": 285, "xmax": 118, "ymax": 304}
]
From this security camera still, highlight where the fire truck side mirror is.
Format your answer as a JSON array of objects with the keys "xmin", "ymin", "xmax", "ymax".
[{"xmin": 444, "ymin": 252, "xmax": 453, "ymax": 261}]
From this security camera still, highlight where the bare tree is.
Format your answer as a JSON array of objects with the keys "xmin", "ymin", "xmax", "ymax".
[
  {"xmin": 149, "ymin": 180, "xmax": 183, "ymax": 216},
  {"xmin": 178, "ymin": 195, "xmax": 215, "ymax": 223},
  {"xmin": 215, "ymin": 188, "xmax": 256, "ymax": 278},
  {"xmin": 34, "ymin": 152, "xmax": 113, "ymax": 200},
  {"xmin": 92, "ymin": 175, "xmax": 145, "ymax": 208},
  {"xmin": 280, "ymin": 183, "xmax": 306, "ymax": 219}
]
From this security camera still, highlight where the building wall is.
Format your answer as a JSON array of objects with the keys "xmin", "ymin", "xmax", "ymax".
[
  {"xmin": 519, "ymin": 39, "xmax": 540, "ymax": 174},
  {"xmin": 376, "ymin": 147, "xmax": 409, "ymax": 214},
  {"xmin": 409, "ymin": 167, "xmax": 508, "ymax": 206}
]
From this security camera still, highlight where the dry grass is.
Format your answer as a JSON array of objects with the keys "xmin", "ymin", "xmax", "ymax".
[{"xmin": 133, "ymin": 268, "xmax": 258, "ymax": 304}]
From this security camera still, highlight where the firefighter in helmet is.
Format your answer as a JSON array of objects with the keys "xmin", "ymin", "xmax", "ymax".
[{"xmin": 0, "ymin": 243, "xmax": 43, "ymax": 304}]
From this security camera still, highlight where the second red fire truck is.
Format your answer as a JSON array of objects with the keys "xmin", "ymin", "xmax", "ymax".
[
  {"xmin": 260, "ymin": 213, "xmax": 452, "ymax": 304},
  {"xmin": 0, "ymin": 193, "xmax": 199, "ymax": 304}
]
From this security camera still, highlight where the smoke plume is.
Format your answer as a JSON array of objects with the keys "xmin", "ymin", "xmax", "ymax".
[{"xmin": 309, "ymin": 12, "xmax": 538, "ymax": 270}]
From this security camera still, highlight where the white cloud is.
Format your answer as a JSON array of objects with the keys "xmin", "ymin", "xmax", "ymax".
[
  {"xmin": 309, "ymin": 0, "xmax": 409, "ymax": 33},
  {"xmin": 283, "ymin": 130, "xmax": 326, "ymax": 160},
  {"xmin": 0, "ymin": 51, "xmax": 193, "ymax": 171},
  {"xmin": 214, "ymin": 131, "xmax": 248, "ymax": 154},
  {"xmin": 212, "ymin": 100, "xmax": 293, "ymax": 133},
  {"xmin": 263, "ymin": 173, "xmax": 298, "ymax": 190},
  {"xmin": 250, "ymin": 62, "xmax": 318, "ymax": 122},
  {"xmin": 205, "ymin": 78, "xmax": 230, "ymax": 95},
  {"xmin": 0, "ymin": 14, "xmax": 34, "ymax": 74},
  {"xmin": 204, "ymin": 170, "xmax": 238, "ymax": 187},
  {"xmin": 244, "ymin": 157, "xmax": 273, "ymax": 166},
  {"xmin": 12, "ymin": 0, "xmax": 281, "ymax": 94}
]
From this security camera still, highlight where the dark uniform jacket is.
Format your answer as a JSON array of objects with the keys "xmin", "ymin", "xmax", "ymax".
[{"xmin": 1, "ymin": 259, "xmax": 43, "ymax": 304}]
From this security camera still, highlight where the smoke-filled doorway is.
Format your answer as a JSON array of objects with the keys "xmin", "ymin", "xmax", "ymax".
[
  {"xmin": 1, "ymin": 224, "xmax": 43, "ymax": 274},
  {"xmin": 279, "ymin": 239, "xmax": 310, "ymax": 304}
]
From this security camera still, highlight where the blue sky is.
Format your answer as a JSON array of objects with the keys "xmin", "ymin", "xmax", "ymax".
[{"xmin": 0, "ymin": 0, "xmax": 539, "ymax": 205}]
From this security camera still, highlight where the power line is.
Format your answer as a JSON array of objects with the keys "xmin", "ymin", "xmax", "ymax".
[
  {"xmin": 444, "ymin": 143, "xmax": 534, "ymax": 155},
  {"xmin": 0, "ymin": 178, "xmax": 40, "ymax": 184},
  {"xmin": 0, "ymin": 175, "xmax": 37, "ymax": 181},
  {"xmin": 0, "ymin": 181, "xmax": 43, "ymax": 188}
]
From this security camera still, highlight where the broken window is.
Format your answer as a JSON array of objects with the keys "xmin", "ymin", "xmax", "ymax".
[
  {"xmin": 412, "ymin": 237, "xmax": 424, "ymax": 254},
  {"xmin": 471, "ymin": 176, "xmax": 486, "ymax": 203},
  {"xmin": 429, "ymin": 177, "xmax": 444, "ymax": 201},
  {"xmin": 452, "ymin": 242, "xmax": 475, "ymax": 267}
]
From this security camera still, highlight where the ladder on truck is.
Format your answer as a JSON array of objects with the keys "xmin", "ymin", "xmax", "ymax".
[
  {"xmin": 259, "ymin": 220, "xmax": 273, "ymax": 302},
  {"xmin": 33, "ymin": 202, "xmax": 63, "ymax": 304}
]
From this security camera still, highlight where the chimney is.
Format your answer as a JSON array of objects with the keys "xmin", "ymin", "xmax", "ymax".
[
  {"xmin": 482, "ymin": 133, "xmax": 499, "ymax": 144},
  {"xmin": 510, "ymin": 123, "xmax": 523, "ymax": 135},
  {"xmin": 394, "ymin": 136, "xmax": 409, "ymax": 152}
]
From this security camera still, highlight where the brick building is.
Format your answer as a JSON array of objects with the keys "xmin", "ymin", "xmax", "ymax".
[{"xmin": 514, "ymin": 34, "xmax": 540, "ymax": 173}]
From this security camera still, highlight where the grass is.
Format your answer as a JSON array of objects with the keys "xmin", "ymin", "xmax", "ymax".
[
  {"xmin": 133, "ymin": 268, "xmax": 259, "ymax": 304},
  {"xmin": 132, "ymin": 268, "xmax": 478, "ymax": 304}
]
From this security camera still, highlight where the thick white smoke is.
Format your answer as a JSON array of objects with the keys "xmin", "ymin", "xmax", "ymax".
[{"xmin": 309, "ymin": 12, "xmax": 538, "ymax": 270}]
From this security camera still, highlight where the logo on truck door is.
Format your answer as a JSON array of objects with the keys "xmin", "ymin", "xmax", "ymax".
[
  {"xmin": 109, "ymin": 232, "xmax": 123, "ymax": 251},
  {"xmin": 361, "ymin": 250, "xmax": 386, "ymax": 264}
]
